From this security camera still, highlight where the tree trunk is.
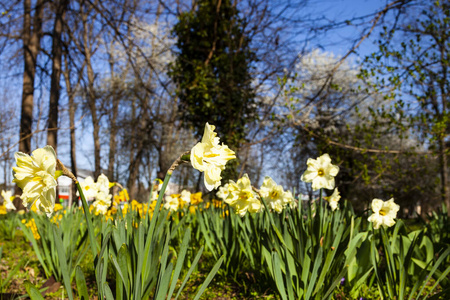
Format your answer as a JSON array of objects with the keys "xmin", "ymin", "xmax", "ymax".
[
  {"xmin": 15, "ymin": 0, "xmax": 45, "ymax": 210},
  {"xmin": 63, "ymin": 53, "xmax": 79, "ymax": 208},
  {"xmin": 438, "ymin": 134, "xmax": 449, "ymax": 211},
  {"xmin": 81, "ymin": 3, "xmax": 101, "ymax": 179},
  {"xmin": 47, "ymin": 0, "xmax": 69, "ymax": 152},
  {"xmin": 107, "ymin": 58, "xmax": 119, "ymax": 182}
]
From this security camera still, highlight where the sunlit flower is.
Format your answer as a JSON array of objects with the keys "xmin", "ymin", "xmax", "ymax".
[
  {"xmin": 13, "ymin": 146, "xmax": 57, "ymax": 216},
  {"xmin": 368, "ymin": 198, "xmax": 400, "ymax": 229},
  {"xmin": 180, "ymin": 190, "xmax": 191, "ymax": 205},
  {"xmin": 191, "ymin": 123, "xmax": 236, "ymax": 191},
  {"xmin": 78, "ymin": 176, "xmax": 97, "ymax": 200},
  {"xmin": 259, "ymin": 176, "xmax": 296, "ymax": 213},
  {"xmin": 1, "ymin": 190, "xmax": 16, "ymax": 210},
  {"xmin": 217, "ymin": 184, "xmax": 230, "ymax": 201},
  {"xmin": 326, "ymin": 188, "xmax": 340, "ymax": 211},
  {"xmin": 190, "ymin": 192, "xmax": 203, "ymax": 205},
  {"xmin": 96, "ymin": 174, "xmax": 111, "ymax": 195},
  {"xmin": 164, "ymin": 194, "xmax": 180, "ymax": 211},
  {"xmin": 92, "ymin": 191, "xmax": 112, "ymax": 215},
  {"xmin": 22, "ymin": 218, "xmax": 40, "ymax": 240},
  {"xmin": 224, "ymin": 174, "xmax": 262, "ymax": 217},
  {"xmin": 147, "ymin": 190, "xmax": 157, "ymax": 202},
  {"xmin": 153, "ymin": 178, "xmax": 163, "ymax": 192},
  {"xmin": 301, "ymin": 154, "xmax": 339, "ymax": 190},
  {"xmin": 54, "ymin": 203, "xmax": 64, "ymax": 212}
]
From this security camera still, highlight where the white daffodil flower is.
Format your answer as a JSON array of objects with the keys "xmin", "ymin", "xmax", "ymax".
[
  {"xmin": 191, "ymin": 123, "xmax": 236, "ymax": 191},
  {"xmin": 217, "ymin": 183, "xmax": 230, "ymax": 201},
  {"xmin": 180, "ymin": 190, "xmax": 191, "ymax": 205},
  {"xmin": 78, "ymin": 176, "xmax": 98, "ymax": 200},
  {"xmin": 326, "ymin": 188, "xmax": 340, "ymax": 211},
  {"xmin": 164, "ymin": 194, "xmax": 180, "ymax": 211},
  {"xmin": 96, "ymin": 174, "xmax": 111, "ymax": 195},
  {"xmin": 301, "ymin": 153, "xmax": 339, "ymax": 190},
  {"xmin": 92, "ymin": 194, "xmax": 111, "ymax": 215},
  {"xmin": 368, "ymin": 198, "xmax": 400, "ymax": 229},
  {"xmin": 1, "ymin": 190, "xmax": 16, "ymax": 210},
  {"xmin": 259, "ymin": 176, "xmax": 296, "ymax": 213},
  {"xmin": 225, "ymin": 174, "xmax": 262, "ymax": 217},
  {"xmin": 13, "ymin": 146, "xmax": 57, "ymax": 216}
]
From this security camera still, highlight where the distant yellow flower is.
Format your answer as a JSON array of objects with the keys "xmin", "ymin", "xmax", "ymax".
[
  {"xmin": 259, "ymin": 176, "xmax": 296, "ymax": 213},
  {"xmin": 122, "ymin": 203, "xmax": 129, "ymax": 215},
  {"xmin": 191, "ymin": 123, "xmax": 236, "ymax": 191},
  {"xmin": 1, "ymin": 190, "xmax": 16, "ymax": 210},
  {"xmin": 212, "ymin": 199, "xmax": 222, "ymax": 208},
  {"xmin": 54, "ymin": 203, "xmax": 64, "ymax": 212},
  {"xmin": 368, "ymin": 198, "xmax": 400, "ymax": 229},
  {"xmin": 190, "ymin": 192, "xmax": 203, "ymax": 205},
  {"xmin": 0, "ymin": 205, "xmax": 6, "ymax": 214},
  {"xmin": 301, "ymin": 154, "xmax": 339, "ymax": 191},
  {"xmin": 23, "ymin": 218, "xmax": 40, "ymax": 240},
  {"xmin": 189, "ymin": 206, "xmax": 197, "ymax": 214},
  {"xmin": 325, "ymin": 188, "xmax": 340, "ymax": 211},
  {"xmin": 224, "ymin": 174, "xmax": 262, "ymax": 217},
  {"xmin": 13, "ymin": 146, "xmax": 57, "ymax": 216}
]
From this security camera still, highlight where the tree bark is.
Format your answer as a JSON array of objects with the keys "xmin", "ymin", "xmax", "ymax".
[
  {"xmin": 107, "ymin": 57, "xmax": 119, "ymax": 182},
  {"xmin": 63, "ymin": 53, "xmax": 79, "ymax": 207},
  {"xmin": 15, "ymin": 0, "xmax": 45, "ymax": 210},
  {"xmin": 47, "ymin": 0, "xmax": 69, "ymax": 152},
  {"xmin": 81, "ymin": 3, "xmax": 101, "ymax": 179}
]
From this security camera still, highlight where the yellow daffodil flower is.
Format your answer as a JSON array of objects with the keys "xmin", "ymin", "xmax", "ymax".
[
  {"xmin": 190, "ymin": 192, "xmax": 203, "ymax": 205},
  {"xmin": 13, "ymin": 146, "xmax": 57, "ymax": 216},
  {"xmin": 301, "ymin": 153, "xmax": 339, "ymax": 191},
  {"xmin": 368, "ymin": 198, "xmax": 400, "ymax": 229},
  {"xmin": 191, "ymin": 123, "xmax": 236, "ymax": 191}
]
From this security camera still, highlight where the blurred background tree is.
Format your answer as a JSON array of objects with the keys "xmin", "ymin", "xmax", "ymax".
[{"xmin": 170, "ymin": 0, "xmax": 257, "ymax": 182}]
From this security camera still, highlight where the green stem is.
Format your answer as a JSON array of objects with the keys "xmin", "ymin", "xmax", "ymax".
[{"xmin": 76, "ymin": 182, "xmax": 98, "ymax": 257}]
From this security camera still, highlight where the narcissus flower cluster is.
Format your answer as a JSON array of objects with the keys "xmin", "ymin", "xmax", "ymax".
[
  {"xmin": 79, "ymin": 174, "xmax": 113, "ymax": 215},
  {"xmin": 260, "ymin": 176, "xmax": 297, "ymax": 213},
  {"xmin": 224, "ymin": 174, "xmax": 262, "ymax": 217}
]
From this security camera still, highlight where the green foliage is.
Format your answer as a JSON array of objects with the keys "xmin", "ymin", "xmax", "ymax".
[
  {"xmin": 171, "ymin": 0, "xmax": 257, "ymax": 178},
  {"xmin": 18, "ymin": 209, "xmax": 89, "ymax": 284},
  {"xmin": 0, "ymin": 212, "xmax": 19, "ymax": 241},
  {"xmin": 358, "ymin": 0, "xmax": 450, "ymax": 207}
]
